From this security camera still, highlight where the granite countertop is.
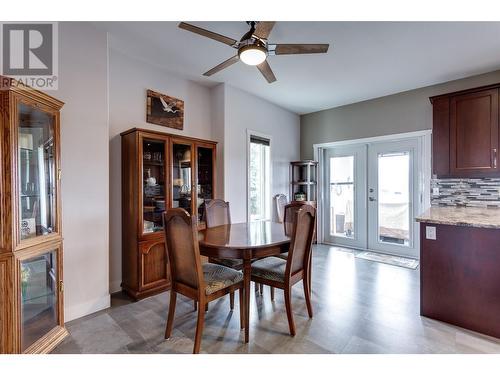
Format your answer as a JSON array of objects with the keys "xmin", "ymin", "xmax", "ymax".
[{"xmin": 416, "ymin": 206, "xmax": 500, "ymax": 229}]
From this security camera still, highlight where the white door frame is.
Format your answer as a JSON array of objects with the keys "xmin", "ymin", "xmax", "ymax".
[{"xmin": 313, "ymin": 130, "xmax": 432, "ymax": 256}]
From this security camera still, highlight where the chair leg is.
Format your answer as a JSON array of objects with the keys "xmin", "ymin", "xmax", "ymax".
[
  {"xmin": 193, "ymin": 300, "xmax": 197, "ymax": 311},
  {"xmin": 193, "ymin": 300, "xmax": 206, "ymax": 354},
  {"xmin": 270, "ymin": 286, "xmax": 275, "ymax": 301},
  {"xmin": 239, "ymin": 288, "xmax": 245, "ymax": 330},
  {"xmin": 230, "ymin": 291, "xmax": 235, "ymax": 310},
  {"xmin": 303, "ymin": 277, "xmax": 313, "ymax": 318},
  {"xmin": 205, "ymin": 302, "xmax": 209, "ymax": 312},
  {"xmin": 259, "ymin": 283, "xmax": 264, "ymax": 294},
  {"xmin": 284, "ymin": 287, "xmax": 296, "ymax": 336},
  {"xmin": 164, "ymin": 290, "xmax": 177, "ymax": 339},
  {"xmin": 308, "ymin": 256, "xmax": 312, "ymax": 294}
]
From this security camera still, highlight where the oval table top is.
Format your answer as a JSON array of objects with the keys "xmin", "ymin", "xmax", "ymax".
[{"xmin": 198, "ymin": 221, "xmax": 290, "ymax": 250}]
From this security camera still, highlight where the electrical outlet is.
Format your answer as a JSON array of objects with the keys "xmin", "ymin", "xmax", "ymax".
[
  {"xmin": 432, "ymin": 187, "xmax": 440, "ymax": 196},
  {"xmin": 425, "ymin": 226, "xmax": 437, "ymax": 240}
]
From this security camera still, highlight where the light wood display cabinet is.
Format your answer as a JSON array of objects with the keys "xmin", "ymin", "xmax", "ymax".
[
  {"xmin": 121, "ymin": 128, "xmax": 217, "ymax": 300},
  {"xmin": 0, "ymin": 77, "xmax": 67, "ymax": 353}
]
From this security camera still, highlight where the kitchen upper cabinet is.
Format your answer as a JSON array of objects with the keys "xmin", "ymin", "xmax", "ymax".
[{"xmin": 430, "ymin": 84, "xmax": 500, "ymax": 177}]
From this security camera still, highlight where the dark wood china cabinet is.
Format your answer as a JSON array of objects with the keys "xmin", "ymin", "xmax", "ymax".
[
  {"xmin": 0, "ymin": 76, "xmax": 66, "ymax": 353},
  {"xmin": 121, "ymin": 128, "xmax": 216, "ymax": 300}
]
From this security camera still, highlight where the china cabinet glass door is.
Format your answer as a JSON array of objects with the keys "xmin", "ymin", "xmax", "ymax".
[
  {"xmin": 142, "ymin": 138, "xmax": 166, "ymax": 234},
  {"xmin": 17, "ymin": 102, "xmax": 57, "ymax": 241},
  {"xmin": 196, "ymin": 145, "xmax": 214, "ymax": 224},
  {"xmin": 20, "ymin": 248, "xmax": 59, "ymax": 351},
  {"xmin": 171, "ymin": 141, "xmax": 194, "ymax": 215}
]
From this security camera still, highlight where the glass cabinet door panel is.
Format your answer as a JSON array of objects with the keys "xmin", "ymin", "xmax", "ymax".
[
  {"xmin": 18, "ymin": 102, "xmax": 57, "ymax": 241},
  {"xmin": 172, "ymin": 143, "xmax": 192, "ymax": 215},
  {"xmin": 142, "ymin": 139, "xmax": 166, "ymax": 234},
  {"xmin": 20, "ymin": 249, "xmax": 59, "ymax": 351},
  {"xmin": 197, "ymin": 146, "xmax": 214, "ymax": 223}
]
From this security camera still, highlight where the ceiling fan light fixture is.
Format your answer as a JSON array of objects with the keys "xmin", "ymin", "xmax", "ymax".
[{"xmin": 238, "ymin": 44, "xmax": 267, "ymax": 66}]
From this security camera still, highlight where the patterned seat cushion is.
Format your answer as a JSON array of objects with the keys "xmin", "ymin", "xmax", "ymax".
[
  {"xmin": 251, "ymin": 256, "xmax": 287, "ymax": 283},
  {"xmin": 211, "ymin": 258, "xmax": 243, "ymax": 269},
  {"xmin": 275, "ymin": 252, "xmax": 288, "ymax": 260},
  {"xmin": 203, "ymin": 263, "xmax": 243, "ymax": 295}
]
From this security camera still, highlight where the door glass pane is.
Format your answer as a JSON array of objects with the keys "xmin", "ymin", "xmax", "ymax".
[
  {"xmin": 197, "ymin": 147, "xmax": 213, "ymax": 223},
  {"xmin": 21, "ymin": 250, "xmax": 58, "ymax": 351},
  {"xmin": 172, "ymin": 143, "xmax": 192, "ymax": 215},
  {"xmin": 18, "ymin": 103, "xmax": 56, "ymax": 240},
  {"xmin": 329, "ymin": 156, "xmax": 355, "ymax": 238},
  {"xmin": 142, "ymin": 139, "xmax": 165, "ymax": 233},
  {"xmin": 378, "ymin": 152, "xmax": 410, "ymax": 246}
]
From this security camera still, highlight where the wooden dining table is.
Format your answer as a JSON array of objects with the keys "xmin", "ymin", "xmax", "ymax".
[{"xmin": 198, "ymin": 221, "xmax": 291, "ymax": 342}]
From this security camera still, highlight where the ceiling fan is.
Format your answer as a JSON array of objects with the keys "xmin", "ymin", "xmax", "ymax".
[{"xmin": 178, "ymin": 21, "xmax": 329, "ymax": 83}]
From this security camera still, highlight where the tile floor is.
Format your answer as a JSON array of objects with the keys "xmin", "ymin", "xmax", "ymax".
[{"xmin": 52, "ymin": 245, "xmax": 500, "ymax": 354}]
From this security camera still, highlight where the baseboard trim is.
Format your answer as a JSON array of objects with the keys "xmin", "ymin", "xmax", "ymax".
[
  {"xmin": 65, "ymin": 293, "xmax": 111, "ymax": 322},
  {"xmin": 109, "ymin": 280, "xmax": 122, "ymax": 294}
]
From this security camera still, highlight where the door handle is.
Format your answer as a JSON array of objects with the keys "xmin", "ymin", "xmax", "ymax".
[
  {"xmin": 493, "ymin": 148, "xmax": 498, "ymax": 169},
  {"xmin": 369, "ymin": 197, "xmax": 377, "ymax": 202}
]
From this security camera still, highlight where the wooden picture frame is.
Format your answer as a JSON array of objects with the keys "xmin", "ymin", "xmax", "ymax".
[{"xmin": 146, "ymin": 89, "xmax": 184, "ymax": 130}]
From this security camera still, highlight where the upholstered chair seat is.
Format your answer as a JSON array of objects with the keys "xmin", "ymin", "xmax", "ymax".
[
  {"xmin": 213, "ymin": 258, "xmax": 244, "ymax": 269},
  {"xmin": 203, "ymin": 263, "xmax": 244, "ymax": 295},
  {"xmin": 275, "ymin": 252, "xmax": 288, "ymax": 260},
  {"xmin": 251, "ymin": 257, "xmax": 287, "ymax": 283}
]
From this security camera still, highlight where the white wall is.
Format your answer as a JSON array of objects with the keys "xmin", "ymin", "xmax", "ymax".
[
  {"xmin": 210, "ymin": 84, "xmax": 225, "ymax": 199},
  {"xmin": 223, "ymin": 85, "xmax": 300, "ymax": 223},
  {"xmin": 50, "ymin": 22, "xmax": 110, "ymax": 321},
  {"xmin": 108, "ymin": 48, "xmax": 213, "ymax": 292}
]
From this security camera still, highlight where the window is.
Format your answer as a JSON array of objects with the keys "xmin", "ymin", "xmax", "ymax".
[{"xmin": 248, "ymin": 134, "xmax": 271, "ymax": 221}]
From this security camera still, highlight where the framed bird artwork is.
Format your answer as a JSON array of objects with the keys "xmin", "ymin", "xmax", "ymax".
[{"xmin": 146, "ymin": 89, "xmax": 184, "ymax": 130}]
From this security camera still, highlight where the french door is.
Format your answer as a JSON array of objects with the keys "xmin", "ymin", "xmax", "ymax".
[
  {"xmin": 324, "ymin": 145, "xmax": 367, "ymax": 248},
  {"xmin": 323, "ymin": 138, "xmax": 421, "ymax": 258}
]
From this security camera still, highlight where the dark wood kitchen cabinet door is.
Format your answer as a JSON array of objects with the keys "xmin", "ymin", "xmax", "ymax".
[{"xmin": 450, "ymin": 88, "xmax": 499, "ymax": 176}]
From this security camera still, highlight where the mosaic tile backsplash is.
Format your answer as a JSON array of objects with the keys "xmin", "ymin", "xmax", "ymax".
[{"xmin": 431, "ymin": 178, "xmax": 500, "ymax": 207}]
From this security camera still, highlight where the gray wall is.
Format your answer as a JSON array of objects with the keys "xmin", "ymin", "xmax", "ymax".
[{"xmin": 300, "ymin": 70, "xmax": 500, "ymax": 159}]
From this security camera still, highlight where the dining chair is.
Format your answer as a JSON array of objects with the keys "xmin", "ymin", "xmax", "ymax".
[
  {"xmin": 250, "ymin": 204, "xmax": 316, "ymax": 336},
  {"xmin": 268, "ymin": 201, "xmax": 314, "ymax": 301},
  {"xmin": 203, "ymin": 199, "xmax": 242, "ymax": 309},
  {"xmin": 205, "ymin": 199, "xmax": 264, "ymax": 296},
  {"xmin": 163, "ymin": 208, "xmax": 244, "ymax": 354},
  {"xmin": 275, "ymin": 194, "xmax": 288, "ymax": 223}
]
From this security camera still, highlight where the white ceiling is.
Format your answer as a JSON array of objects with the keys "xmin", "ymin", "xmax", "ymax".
[{"xmin": 95, "ymin": 21, "xmax": 500, "ymax": 114}]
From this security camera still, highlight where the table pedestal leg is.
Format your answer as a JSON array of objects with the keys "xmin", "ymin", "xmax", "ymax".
[{"xmin": 243, "ymin": 258, "xmax": 251, "ymax": 343}]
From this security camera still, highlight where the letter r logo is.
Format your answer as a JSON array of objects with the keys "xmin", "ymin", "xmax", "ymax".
[{"xmin": 2, "ymin": 23, "xmax": 53, "ymax": 76}]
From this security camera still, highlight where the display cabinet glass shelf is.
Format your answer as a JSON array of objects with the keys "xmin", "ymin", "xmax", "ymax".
[
  {"xmin": 0, "ymin": 76, "xmax": 66, "ymax": 354},
  {"xmin": 121, "ymin": 128, "xmax": 216, "ymax": 300}
]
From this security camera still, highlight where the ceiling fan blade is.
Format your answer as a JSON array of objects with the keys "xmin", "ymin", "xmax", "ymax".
[
  {"xmin": 254, "ymin": 21, "xmax": 276, "ymax": 39},
  {"xmin": 179, "ymin": 22, "xmax": 237, "ymax": 47},
  {"xmin": 257, "ymin": 60, "xmax": 277, "ymax": 83},
  {"xmin": 203, "ymin": 55, "xmax": 239, "ymax": 77},
  {"xmin": 274, "ymin": 44, "xmax": 329, "ymax": 55}
]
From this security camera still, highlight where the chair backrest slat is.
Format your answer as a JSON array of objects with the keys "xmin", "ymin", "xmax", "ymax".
[
  {"xmin": 283, "ymin": 201, "xmax": 304, "ymax": 237},
  {"xmin": 275, "ymin": 194, "xmax": 288, "ymax": 223},
  {"xmin": 286, "ymin": 204, "xmax": 316, "ymax": 277},
  {"xmin": 205, "ymin": 199, "xmax": 231, "ymax": 228},
  {"xmin": 163, "ymin": 209, "xmax": 203, "ymax": 292}
]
